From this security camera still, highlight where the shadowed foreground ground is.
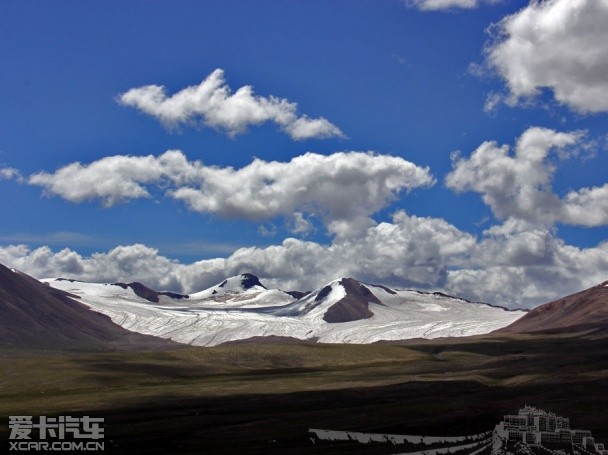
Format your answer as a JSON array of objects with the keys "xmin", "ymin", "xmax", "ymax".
[{"xmin": 1, "ymin": 332, "xmax": 607, "ymax": 454}]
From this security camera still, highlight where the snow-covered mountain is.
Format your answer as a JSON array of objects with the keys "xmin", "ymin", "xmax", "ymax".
[
  {"xmin": 189, "ymin": 273, "xmax": 266, "ymax": 299},
  {"xmin": 42, "ymin": 274, "xmax": 525, "ymax": 346},
  {"xmin": 188, "ymin": 273, "xmax": 295, "ymax": 308},
  {"xmin": 272, "ymin": 278, "xmax": 377, "ymax": 322}
]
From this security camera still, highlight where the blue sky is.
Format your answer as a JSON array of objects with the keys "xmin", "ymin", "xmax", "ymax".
[{"xmin": 1, "ymin": 0, "xmax": 607, "ymax": 307}]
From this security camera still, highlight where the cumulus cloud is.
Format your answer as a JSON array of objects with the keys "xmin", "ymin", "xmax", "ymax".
[
  {"xmin": 26, "ymin": 150, "xmax": 435, "ymax": 237},
  {"xmin": 561, "ymin": 184, "xmax": 608, "ymax": 227},
  {"xmin": 484, "ymin": 0, "xmax": 608, "ymax": 113},
  {"xmin": 3, "ymin": 209, "xmax": 608, "ymax": 308},
  {"xmin": 28, "ymin": 150, "xmax": 201, "ymax": 207},
  {"xmin": 446, "ymin": 126, "xmax": 608, "ymax": 227},
  {"xmin": 221, "ymin": 211, "xmax": 476, "ymax": 291},
  {"xmin": 4, "ymin": 128, "xmax": 608, "ymax": 308},
  {"xmin": 119, "ymin": 69, "xmax": 344, "ymax": 140},
  {"xmin": 0, "ymin": 243, "xmax": 184, "ymax": 291},
  {"xmin": 0, "ymin": 210, "xmax": 474, "ymax": 294},
  {"xmin": 447, "ymin": 229, "xmax": 608, "ymax": 307},
  {"xmin": 172, "ymin": 151, "xmax": 435, "ymax": 237}
]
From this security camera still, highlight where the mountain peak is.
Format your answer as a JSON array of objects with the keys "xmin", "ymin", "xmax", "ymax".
[
  {"xmin": 189, "ymin": 273, "xmax": 268, "ymax": 299},
  {"xmin": 322, "ymin": 278, "xmax": 381, "ymax": 323},
  {"xmin": 274, "ymin": 277, "xmax": 383, "ymax": 323},
  {"xmin": 239, "ymin": 273, "xmax": 266, "ymax": 290}
]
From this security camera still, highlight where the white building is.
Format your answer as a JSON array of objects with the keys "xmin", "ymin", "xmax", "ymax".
[{"xmin": 493, "ymin": 405, "xmax": 607, "ymax": 455}]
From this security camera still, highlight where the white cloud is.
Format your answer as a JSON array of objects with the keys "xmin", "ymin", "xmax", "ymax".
[
  {"xmin": 226, "ymin": 211, "xmax": 476, "ymax": 291},
  {"xmin": 439, "ymin": 126, "xmax": 608, "ymax": 305},
  {"xmin": 119, "ymin": 68, "xmax": 344, "ymax": 140},
  {"xmin": 473, "ymin": 222, "xmax": 563, "ymax": 268},
  {"xmin": 288, "ymin": 212, "xmax": 314, "ymax": 236},
  {"xmin": 257, "ymin": 224, "xmax": 277, "ymax": 238},
  {"xmin": 0, "ymin": 244, "xmax": 185, "ymax": 291},
  {"xmin": 0, "ymin": 210, "xmax": 473, "ymax": 294},
  {"xmin": 446, "ymin": 232, "xmax": 608, "ymax": 307},
  {"xmin": 282, "ymin": 116, "xmax": 344, "ymax": 141},
  {"xmin": 483, "ymin": 91, "xmax": 503, "ymax": 114},
  {"xmin": 561, "ymin": 184, "xmax": 608, "ymax": 227},
  {"xmin": 0, "ymin": 167, "xmax": 24, "ymax": 183},
  {"xmin": 172, "ymin": 151, "xmax": 435, "ymax": 237},
  {"xmin": 26, "ymin": 150, "xmax": 435, "ymax": 237},
  {"xmin": 484, "ymin": 0, "xmax": 608, "ymax": 113},
  {"xmin": 445, "ymin": 127, "xmax": 608, "ymax": 227},
  {"xmin": 5, "ymin": 129, "xmax": 608, "ymax": 309},
  {"xmin": 3, "ymin": 209, "xmax": 607, "ymax": 308},
  {"xmin": 405, "ymin": 0, "xmax": 498, "ymax": 11},
  {"xmin": 28, "ymin": 150, "xmax": 201, "ymax": 207}
]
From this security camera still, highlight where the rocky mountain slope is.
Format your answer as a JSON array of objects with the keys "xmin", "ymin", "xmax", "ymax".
[
  {"xmin": 0, "ymin": 263, "xmax": 174, "ymax": 349},
  {"xmin": 498, "ymin": 280, "xmax": 608, "ymax": 334}
]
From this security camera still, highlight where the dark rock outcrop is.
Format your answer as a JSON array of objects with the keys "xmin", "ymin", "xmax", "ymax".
[
  {"xmin": 322, "ymin": 278, "xmax": 382, "ymax": 323},
  {"xmin": 316, "ymin": 285, "xmax": 333, "ymax": 302},
  {"xmin": 240, "ymin": 273, "xmax": 266, "ymax": 290},
  {"xmin": 113, "ymin": 282, "xmax": 188, "ymax": 303}
]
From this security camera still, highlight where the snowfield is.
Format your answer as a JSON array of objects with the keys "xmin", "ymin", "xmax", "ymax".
[{"xmin": 42, "ymin": 275, "xmax": 525, "ymax": 346}]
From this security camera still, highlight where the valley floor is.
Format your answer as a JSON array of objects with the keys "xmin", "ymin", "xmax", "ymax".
[{"xmin": 1, "ymin": 332, "xmax": 607, "ymax": 454}]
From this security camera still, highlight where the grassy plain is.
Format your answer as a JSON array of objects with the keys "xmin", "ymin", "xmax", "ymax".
[{"xmin": 1, "ymin": 333, "xmax": 607, "ymax": 453}]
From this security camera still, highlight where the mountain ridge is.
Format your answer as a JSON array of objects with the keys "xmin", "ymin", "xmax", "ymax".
[
  {"xmin": 15, "ymin": 264, "xmax": 604, "ymax": 349},
  {"xmin": 40, "ymin": 272, "xmax": 525, "ymax": 346}
]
